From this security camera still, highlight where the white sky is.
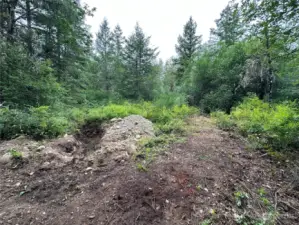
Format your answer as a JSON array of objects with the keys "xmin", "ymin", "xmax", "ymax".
[{"xmin": 83, "ymin": 0, "xmax": 230, "ymax": 60}]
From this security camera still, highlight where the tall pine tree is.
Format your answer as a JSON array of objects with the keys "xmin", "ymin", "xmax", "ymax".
[
  {"xmin": 175, "ymin": 17, "xmax": 202, "ymax": 80},
  {"xmin": 95, "ymin": 18, "xmax": 115, "ymax": 92},
  {"xmin": 122, "ymin": 23, "xmax": 158, "ymax": 99}
]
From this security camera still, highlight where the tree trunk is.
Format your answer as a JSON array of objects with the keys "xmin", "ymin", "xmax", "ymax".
[
  {"xmin": 7, "ymin": 0, "xmax": 19, "ymax": 42},
  {"xmin": 26, "ymin": 0, "xmax": 33, "ymax": 55},
  {"xmin": 265, "ymin": 23, "xmax": 274, "ymax": 102}
]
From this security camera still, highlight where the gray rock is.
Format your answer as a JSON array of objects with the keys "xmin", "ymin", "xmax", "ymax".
[{"xmin": 0, "ymin": 153, "xmax": 12, "ymax": 164}]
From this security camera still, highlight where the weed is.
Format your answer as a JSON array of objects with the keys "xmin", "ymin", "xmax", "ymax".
[
  {"xmin": 196, "ymin": 185, "xmax": 201, "ymax": 191},
  {"xmin": 9, "ymin": 149, "xmax": 23, "ymax": 160},
  {"xmin": 234, "ymin": 191, "xmax": 249, "ymax": 208},
  {"xmin": 201, "ymin": 219, "xmax": 213, "ymax": 225},
  {"xmin": 136, "ymin": 163, "xmax": 148, "ymax": 172},
  {"xmin": 257, "ymin": 188, "xmax": 266, "ymax": 197}
]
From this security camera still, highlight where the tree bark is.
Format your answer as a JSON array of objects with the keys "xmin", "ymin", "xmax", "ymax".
[{"xmin": 26, "ymin": 0, "xmax": 33, "ymax": 55}]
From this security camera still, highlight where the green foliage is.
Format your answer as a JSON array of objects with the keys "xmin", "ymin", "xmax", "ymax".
[
  {"xmin": 213, "ymin": 96, "xmax": 299, "ymax": 150},
  {"xmin": 201, "ymin": 219, "xmax": 213, "ymax": 225},
  {"xmin": 155, "ymin": 119, "xmax": 186, "ymax": 135},
  {"xmin": 234, "ymin": 191, "xmax": 249, "ymax": 207},
  {"xmin": 0, "ymin": 102, "xmax": 197, "ymax": 140},
  {"xmin": 0, "ymin": 106, "xmax": 69, "ymax": 139},
  {"xmin": 234, "ymin": 212, "xmax": 278, "ymax": 225},
  {"xmin": 211, "ymin": 111, "xmax": 236, "ymax": 130},
  {"xmin": 121, "ymin": 23, "xmax": 159, "ymax": 100},
  {"xmin": 0, "ymin": 43, "xmax": 64, "ymax": 107},
  {"xmin": 175, "ymin": 16, "xmax": 202, "ymax": 80},
  {"xmin": 190, "ymin": 42, "xmax": 247, "ymax": 113},
  {"xmin": 136, "ymin": 163, "xmax": 148, "ymax": 172},
  {"xmin": 9, "ymin": 149, "xmax": 23, "ymax": 160},
  {"xmin": 154, "ymin": 93, "xmax": 187, "ymax": 108}
]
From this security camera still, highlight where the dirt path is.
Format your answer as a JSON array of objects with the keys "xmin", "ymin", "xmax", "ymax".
[{"xmin": 0, "ymin": 116, "xmax": 298, "ymax": 225}]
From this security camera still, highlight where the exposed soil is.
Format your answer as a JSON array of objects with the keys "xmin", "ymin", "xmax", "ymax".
[{"xmin": 0, "ymin": 116, "xmax": 298, "ymax": 225}]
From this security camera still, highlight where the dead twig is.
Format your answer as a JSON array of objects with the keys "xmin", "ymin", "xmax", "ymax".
[
  {"xmin": 105, "ymin": 209, "xmax": 118, "ymax": 225},
  {"xmin": 279, "ymin": 201, "xmax": 299, "ymax": 213},
  {"xmin": 143, "ymin": 200, "xmax": 156, "ymax": 212},
  {"xmin": 135, "ymin": 212, "xmax": 140, "ymax": 225}
]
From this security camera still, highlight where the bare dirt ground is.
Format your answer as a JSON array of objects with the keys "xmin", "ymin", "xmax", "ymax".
[{"xmin": 0, "ymin": 116, "xmax": 298, "ymax": 225}]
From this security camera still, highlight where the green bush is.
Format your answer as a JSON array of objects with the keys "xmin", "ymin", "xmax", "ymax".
[
  {"xmin": 154, "ymin": 93, "xmax": 187, "ymax": 108},
  {"xmin": 211, "ymin": 111, "xmax": 236, "ymax": 130},
  {"xmin": 212, "ymin": 96, "xmax": 299, "ymax": 150},
  {"xmin": 0, "ymin": 106, "xmax": 69, "ymax": 139},
  {"xmin": 0, "ymin": 102, "xmax": 198, "ymax": 140},
  {"xmin": 156, "ymin": 119, "xmax": 187, "ymax": 135}
]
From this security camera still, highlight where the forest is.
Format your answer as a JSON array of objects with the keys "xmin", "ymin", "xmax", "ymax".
[
  {"xmin": 1, "ymin": 1, "xmax": 299, "ymax": 224},
  {"xmin": 0, "ymin": 0, "xmax": 299, "ymax": 151}
]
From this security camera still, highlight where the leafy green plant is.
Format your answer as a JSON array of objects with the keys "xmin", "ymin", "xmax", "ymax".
[
  {"xmin": 9, "ymin": 149, "xmax": 23, "ymax": 160},
  {"xmin": 234, "ymin": 191, "xmax": 249, "ymax": 207},
  {"xmin": 213, "ymin": 96, "xmax": 299, "ymax": 151},
  {"xmin": 201, "ymin": 219, "xmax": 213, "ymax": 225},
  {"xmin": 0, "ymin": 102, "xmax": 198, "ymax": 140},
  {"xmin": 136, "ymin": 163, "xmax": 148, "ymax": 172},
  {"xmin": 196, "ymin": 185, "xmax": 201, "ymax": 191}
]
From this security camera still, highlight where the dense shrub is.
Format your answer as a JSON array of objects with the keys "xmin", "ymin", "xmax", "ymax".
[
  {"xmin": 153, "ymin": 93, "xmax": 187, "ymax": 108},
  {"xmin": 0, "ymin": 102, "xmax": 198, "ymax": 140},
  {"xmin": 0, "ymin": 106, "xmax": 69, "ymax": 139},
  {"xmin": 212, "ymin": 96, "xmax": 299, "ymax": 150}
]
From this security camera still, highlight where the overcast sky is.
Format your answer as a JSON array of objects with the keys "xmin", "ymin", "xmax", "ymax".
[{"xmin": 82, "ymin": 0, "xmax": 230, "ymax": 60}]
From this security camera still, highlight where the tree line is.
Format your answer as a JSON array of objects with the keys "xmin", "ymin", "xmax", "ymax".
[{"xmin": 0, "ymin": 0, "xmax": 299, "ymax": 113}]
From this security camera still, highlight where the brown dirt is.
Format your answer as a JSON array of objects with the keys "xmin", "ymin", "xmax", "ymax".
[{"xmin": 0, "ymin": 116, "xmax": 299, "ymax": 225}]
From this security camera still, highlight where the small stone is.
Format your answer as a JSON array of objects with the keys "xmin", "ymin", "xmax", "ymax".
[
  {"xmin": 88, "ymin": 215, "xmax": 95, "ymax": 219},
  {"xmin": 41, "ymin": 162, "xmax": 51, "ymax": 170},
  {"xmin": 204, "ymin": 188, "xmax": 209, "ymax": 192},
  {"xmin": 136, "ymin": 135, "xmax": 141, "ymax": 139},
  {"xmin": 85, "ymin": 167, "xmax": 93, "ymax": 172},
  {"xmin": 37, "ymin": 146, "xmax": 45, "ymax": 151},
  {"xmin": 165, "ymin": 199, "xmax": 170, "ymax": 204},
  {"xmin": 15, "ymin": 182, "xmax": 21, "ymax": 187}
]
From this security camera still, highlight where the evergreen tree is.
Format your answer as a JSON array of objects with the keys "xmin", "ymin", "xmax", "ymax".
[
  {"xmin": 95, "ymin": 18, "xmax": 115, "ymax": 92},
  {"xmin": 0, "ymin": 0, "xmax": 94, "ymax": 106},
  {"xmin": 175, "ymin": 17, "xmax": 202, "ymax": 80},
  {"xmin": 111, "ymin": 24, "xmax": 125, "ymax": 93},
  {"xmin": 211, "ymin": 0, "xmax": 243, "ymax": 45},
  {"xmin": 112, "ymin": 24, "xmax": 125, "ymax": 58},
  {"xmin": 122, "ymin": 23, "xmax": 158, "ymax": 99},
  {"xmin": 241, "ymin": 0, "xmax": 299, "ymax": 101}
]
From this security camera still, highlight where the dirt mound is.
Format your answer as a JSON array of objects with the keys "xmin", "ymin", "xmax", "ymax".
[
  {"xmin": 93, "ymin": 115, "xmax": 155, "ymax": 163},
  {"xmin": 0, "ymin": 116, "xmax": 298, "ymax": 225}
]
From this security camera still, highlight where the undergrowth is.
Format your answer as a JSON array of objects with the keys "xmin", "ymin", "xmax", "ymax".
[
  {"xmin": 212, "ymin": 96, "xmax": 299, "ymax": 151},
  {"xmin": 0, "ymin": 102, "xmax": 198, "ymax": 140}
]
